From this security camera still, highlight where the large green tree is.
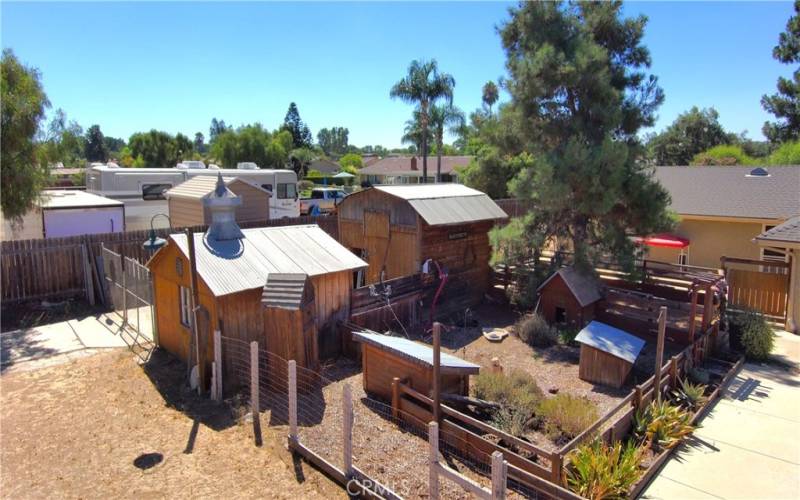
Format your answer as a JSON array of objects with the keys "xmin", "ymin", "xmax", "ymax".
[
  {"xmin": 84, "ymin": 124, "xmax": 109, "ymax": 162},
  {"xmin": 282, "ymin": 102, "xmax": 313, "ymax": 149},
  {"xmin": 390, "ymin": 59, "xmax": 455, "ymax": 183},
  {"xmin": 1, "ymin": 49, "xmax": 50, "ymax": 221},
  {"xmin": 482, "ymin": 81, "xmax": 499, "ymax": 113},
  {"xmin": 128, "ymin": 129, "xmax": 191, "ymax": 167},
  {"xmin": 428, "ymin": 104, "xmax": 465, "ymax": 181},
  {"xmin": 208, "ymin": 124, "xmax": 290, "ymax": 169},
  {"xmin": 498, "ymin": 1, "xmax": 673, "ymax": 271},
  {"xmin": 41, "ymin": 108, "xmax": 85, "ymax": 166},
  {"xmin": 762, "ymin": 0, "xmax": 800, "ymax": 143},
  {"xmin": 317, "ymin": 126, "xmax": 349, "ymax": 156},
  {"xmin": 647, "ymin": 107, "xmax": 732, "ymax": 165}
]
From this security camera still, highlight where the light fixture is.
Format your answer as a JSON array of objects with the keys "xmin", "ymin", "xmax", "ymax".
[{"xmin": 142, "ymin": 213, "xmax": 171, "ymax": 251}]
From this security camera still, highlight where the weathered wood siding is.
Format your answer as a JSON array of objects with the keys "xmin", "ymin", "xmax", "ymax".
[
  {"xmin": 578, "ymin": 344, "xmax": 632, "ymax": 388},
  {"xmin": 168, "ymin": 197, "xmax": 206, "ymax": 228},
  {"xmin": 311, "ymin": 271, "xmax": 352, "ymax": 359},
  {"xmin": 361, "ymin": 343, "xmax": 466, "ymax": 401},
  {"xmin": 229, "ymin": 180, "xmax": 270, "ymax": 223},
  {"xmin": 538, "ymin": 274, "xmax": 594, "ymax": 329}
]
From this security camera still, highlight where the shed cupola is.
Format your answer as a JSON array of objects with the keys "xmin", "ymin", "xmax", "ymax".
[{"xmin": 204, "ymin": 173, "xmax": 244, "ymax": 241}]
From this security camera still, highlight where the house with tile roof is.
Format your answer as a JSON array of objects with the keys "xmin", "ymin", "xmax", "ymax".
[{"xmin": 358, "ymin": 155, "xmax": 473, "ymax": 185}]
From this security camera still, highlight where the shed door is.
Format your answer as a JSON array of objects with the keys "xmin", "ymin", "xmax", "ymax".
[{"xmin": 364, "ymin": 210, "xmax": 390, "ymax": 285}]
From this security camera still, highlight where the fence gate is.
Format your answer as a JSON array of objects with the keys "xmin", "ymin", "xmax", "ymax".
[
  {"xmin": 101, "ymin": 245, "xmax": 156, "ymax": 351},
  {"xmin": 721, "ymin": 256, "xmax": 791, "ymax": 321}
]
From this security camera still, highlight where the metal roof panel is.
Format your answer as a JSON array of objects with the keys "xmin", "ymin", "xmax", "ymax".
[
  {"xmin": 574, "ymin": 321, "xmax": 645, "ymax": 364},
  {"xmin": 353, "ymin": 331, "xmax": 481, "ymax": 375}
]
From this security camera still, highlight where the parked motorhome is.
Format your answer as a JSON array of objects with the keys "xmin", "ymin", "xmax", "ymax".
[{"xmin": 87, "ymin": 164, "xmax": 299, "ymax": 218}]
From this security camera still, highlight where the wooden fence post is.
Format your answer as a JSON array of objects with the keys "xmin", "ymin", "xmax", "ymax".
[
  {"xmin": 491, "ymin": 451, "xmax": 507, "ymax": 500},
  {"xmin": 288, "ymin": 360, "xmax": 298, "ymax": 442},
  {"xmin": 433, "ymin": 322, "xmax": 442, "ymax": 423},
  {"xmin": 250, "ymin": 341, "xmax": 261, "ymax": 446},
  {"xmin": 654, "ymin": 306, "xmax": 667, "ymax": 404},
  {"xmin": 429, "ymin": 421, "xmax": 439, "ymax": 500},
  {"xmin": 213, "ymin": 330, "xmax": 222, "ymax": 402},
  {"xmin": 633, "ymin": 385, "xmax": 642, "ymax": 412},
  {"xmin": 392, "ymin": 377, "xmax": 400, "ymax": 420},
  {"xmin": 670, "ymin": 356, "xmax": 678, "ymax": 387},
  {"xmin": 81, "ymin": 244, "xmax": 95, "ymax": 306},
  {"xmin": 343, "ymin": 383, "xmax": 353, "ymax": 478},
  {"xmin": 551, "ymin": 452, "xmax": 563, "ymax": 486}
]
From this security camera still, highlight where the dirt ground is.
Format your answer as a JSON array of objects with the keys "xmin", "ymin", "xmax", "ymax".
[{"xmin": 0, "ymin": 349, "xmax": 344, "ymax": 499}]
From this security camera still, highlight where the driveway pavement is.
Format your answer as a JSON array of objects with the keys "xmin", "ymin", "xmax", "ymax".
[
  {"xmin": 1, "ymin": 311, "xmax": 153, "ymax": 373},
  {"xmin": 642, "ymin": 330, "xmax": 800, "ymax": 499}
]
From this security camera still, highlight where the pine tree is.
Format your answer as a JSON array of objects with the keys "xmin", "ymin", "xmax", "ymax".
[
  {"xmin": 84, "ymin": 124, "xmax": 108, "ymax": 162},
  {"xmin": 283, "ymin": 102, "xmax": 313, "ymax": 149},
  {"xmin": 762, "ymin": 1, "xmax": 800, "ymax": 143}
]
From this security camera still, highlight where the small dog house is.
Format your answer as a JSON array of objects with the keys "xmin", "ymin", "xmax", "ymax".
[
  {"xmin": 575, "ymin": 321, "xmax": 645, "ymax": 388},
  {"xmin": 166, "ymin": 175, "xmax": 270, "ymax": 227},
  {"xmin": 537, "ymin": 267, "xmax": 602, "ymax": 329},
  {"xmin": 353, "ymin": 330, "xmax": 480, "ymax": 401}
]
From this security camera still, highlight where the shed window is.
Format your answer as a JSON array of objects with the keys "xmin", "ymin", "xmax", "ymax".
[
  {"xmin": 555, "ymin": 306, "xmax": 567, "ymax": 324},
  {"xmin": 179, "ymin": 286, "xmax": 192, "ymax": 327}
]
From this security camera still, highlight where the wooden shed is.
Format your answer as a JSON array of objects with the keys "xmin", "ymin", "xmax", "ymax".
[
  {"xmin": 147, "ymin": 178, "xmax": 367, "ymax": 380},
  {"xmin": 537, "ymin": 267, "xmax": 602, "ymax": 329},
  {"xmin": 353, "ymin": 330, "xmax": 480, "ymax": 401},
  {"xmin": 575, "ymin": 321, "xmax": 645, "ymax": 388},
  {"xmin": 337, "ymin": 184, "xmax": 507, "ymax": 314},
  {"xmin": 166, "ymin": 175, "xmax": 270, "ymax": 227}
]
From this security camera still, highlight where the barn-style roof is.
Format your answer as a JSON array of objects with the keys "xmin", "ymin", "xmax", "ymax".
[
  {"xmin": 168, "ymin": 225, "xmax": 367, "ymax": 297},
  {"xmin": 353, "ymin": 331, "xmax": 481, "ymax": 375},
  {"xmin": 537, "ymin": 267, "xmax": 602, "ymax": 307},
  {"xmin": 371, "ymin": 184, "xmax": 507, "ymax": 226},
  {"xmin": 575, "ymin": 321, "xmax": 645, "ymax": 364},
  {"xmin": 166, "ymin": 176, "xmax": 269, "ymax": 199}
]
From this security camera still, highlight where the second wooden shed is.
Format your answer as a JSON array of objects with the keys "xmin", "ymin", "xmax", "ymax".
[
  {"xmin": 575, "ymin": 321, "xmax": 645, "ymax": 388},
  {"xmin": 537, "ymin": 267, "xmax": 602, "ymax": 329},
  {"xmin": 166, "ymin": 176, "xmax": 270, "ymax": 227}
]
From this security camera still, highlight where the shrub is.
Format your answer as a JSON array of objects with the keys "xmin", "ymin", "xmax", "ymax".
[
  {"xmin": 538, "ymin": 394, "xmax": 598, "ymax": 439},
  {"xmin": 688, "ymin": 367, "xmax": 710, "ymax": 385},
  {"xmin": 767, "ymin": 140, "xmax": 800, "ymax": 165},
  {"xmin": 491, "ymin": 406, "xmax": 529, "ymax": 437},
  {"xmin": 671, "ymin": 379, "xmax": 708, "ymax": 411},
  {"xmin": 633, "ymin": 400, "xmax": 694, "ymax": 450},
  {"xmin": 566, "ymin": 438, "xmax": 643, "ymax": 500},
  {"xmin": 472, "ymin": 370, "xmax": 544, "ymax": 437},
  {"xmin": 516, "ymin": 313, "xmax": 559, "ymax": 347},
  {"xmin": 691, "ymin": 144, "xmax": 755, "ymax": 165},
  {"xmin": 559, "ymin": 327, "xmax": 580, "ymax": 346},
  {"xmin": 728, "ymin": 308, "xmax": 775, "ymax": 360}
]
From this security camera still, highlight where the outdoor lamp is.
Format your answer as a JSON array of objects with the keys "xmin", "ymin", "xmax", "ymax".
[{"xmin": 142, "ymin": 213, "xmax": 171, "ymax": 251}]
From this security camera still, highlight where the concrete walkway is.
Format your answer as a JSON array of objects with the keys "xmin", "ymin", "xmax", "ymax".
[
  {"xmin": 1, "ymin": 311, "xmax": 153, "ymax": 373},
  {"xmin": 642, "ymin": 330, "xmax": 800, "ymax": 500}
]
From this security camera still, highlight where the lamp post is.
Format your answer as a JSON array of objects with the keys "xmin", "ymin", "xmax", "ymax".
[{"xmin": 142, "ymin": 213, "xmax": 172, "ymax": 252}]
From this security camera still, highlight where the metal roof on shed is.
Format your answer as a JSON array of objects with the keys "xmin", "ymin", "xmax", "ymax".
[
  {"xmin": 170, "ymin": 224, "xmax": 367, "ymax": 297},
  {"xmin": 353, "ymin": 331, "xmax": 481, "ymax": 375},
  {"xmin": 166, "ymin": 176, "xmax": 268, "ymax": 199},
  {"xmin": 373, "ymin": 184, "xmax": 507, "ymax": 226},
  {"xmin": 262, "ymin": 273, "xmax": 308, "ymax": 309},
  {"xmin": 39, "ymin": 190, "xmax": 123, "ymax": 209},
  {"xmin": 575, "ymin": 321, "xmax": 645, "ymax": 364}
]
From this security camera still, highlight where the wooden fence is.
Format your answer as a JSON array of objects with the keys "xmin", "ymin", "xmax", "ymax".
[
  {"xmin": 0, "ymin": 215, "xmax": 338, "ymax": 304},
  {"xmin": 721, "ymin": 257, "xmax": 791, "ymax": 320}
]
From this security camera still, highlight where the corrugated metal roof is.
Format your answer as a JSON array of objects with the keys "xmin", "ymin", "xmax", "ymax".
[
  {"xmin": 166, "ymin": 176, "xmax": 267, "ymax": 200},
  {"xmin": 353, "ymin": 331, "xmax": 481, "ymax": 375},
  {"xmin": 575, "ymin": 321, "xmax": 645, "ymax": 364},
  {"xmin": 537, "ymin": 267, "xmax": 602, "ymax": 307},
  {"xmin": 171, "ymin": 224, "xmax": 367, "ymax": 297},
  {"xmin": 374, "ymin": 184, "xmax": 507, "ymax": 226},
  {"xmin": 39, "ymin": 190, "xmax": 123, "ymax": 209},
  {"xmin": 262, "ymin": 273, "xmax": 308, "ymax": 309}
]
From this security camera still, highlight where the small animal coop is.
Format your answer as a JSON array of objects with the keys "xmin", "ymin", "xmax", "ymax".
[
  {"xmin": 537, "ymin": 267, "xmax": 602, "ymax": 329},
  {"xmin": 337, "ymin": 184, "xmax": 507, "ymax": 313},
  {"xmin": 165, "ymin": 175, "xmax": 270, "ymax": 227},
  {"xmin": 575, "ymin": 321, "xmax": 645, "ymax": 388},
  {"xmin": 353, "ymin": 330, "xmax": 480, "ymax": 401}
]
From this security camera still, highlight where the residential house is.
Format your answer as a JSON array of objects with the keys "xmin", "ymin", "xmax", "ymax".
[
  {"xmin": 308, "ymin": 159, "xmax": 341, "ymax": 176},
  {"xmin": 358, "ymin": 156, "xmax": 473, "ymax": 185}
]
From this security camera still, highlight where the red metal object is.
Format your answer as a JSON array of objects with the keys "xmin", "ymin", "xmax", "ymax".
[
  {"xmin": 426, "ymin": 259, "xmax": 448, "ymax": 327},
  {"xmin": 634, "ymin": 233, "xmax": 690, "ymax": 249}
]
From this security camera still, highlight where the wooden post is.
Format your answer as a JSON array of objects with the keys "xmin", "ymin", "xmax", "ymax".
[
  {"xmin": 633, "ymin": 385, "xmax": 642, "ymax": 412},
  {"xmin": 288, "ymin": 360, "xmax": 298, "ymax": 442},
  {"xmin": 654, "ymin": 306, "xmax": 667, "ymax": 404},
  {"xmin": 343, "ymin": 383, "xmax": 353, "ymax": 478},
  {"xmin": 491, "ymin": 451, "xmax": 507, "ymax": 499},
  {"xmin": 81, "ymin": 244, "xmax": 95, "ymax": 306},
  {"xmin": 391, "ymin": 377, "xmax": 400, "ymax": 420},
  {"xmin": 551, "ymin": 452, "xmax": 563, "ymax": 486},
  {"xmin": 186, "ymin": 228, "xmax": 203, "ymax": 393},
  {"xmin": 213, "ymin": 329, "xmax": 222, "ymax": 401},
  {"xmin": 433, "ymin": 322, "xmax": 442, "ymax": 423},
  {"xmin": 250, "ymin": 341, "xmax": 261, "ymax": 445},
  {"xmin": 687, "ymin": 287, "xmax": 698, "ymax": 344},
  {"xmin": 670, "ymin": 356, "xmax": 678, "ymax": 387},
  {"xmin": 429, "ymin": 421, "xmax": 439, "ymax": 500}
]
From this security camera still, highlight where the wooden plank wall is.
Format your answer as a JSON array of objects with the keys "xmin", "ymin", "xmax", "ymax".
[{"xmin": 727, "ymin": 268, "xmax": 789, "ymax": 317}]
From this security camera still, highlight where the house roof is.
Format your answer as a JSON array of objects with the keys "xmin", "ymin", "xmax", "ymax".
[
  {"xmin": 166, "ymin": 176, "xmax": 269, "ymax": 199},
  {"xmin": 653, "ymin": 166, "xmax": 800, "ymax": 220},
  {"xmin": 168, "ymin": 224, "xmax": 367, "ymax": 297},
  {"xmin": 359, "ymin": 156, "xmax": 473, "ymax": 177},
  {"xmin": 754, "ymin": 215, "xmax": 800, "ymax": 246},
  {"xmin": 39, "ymin": 190, "xmax": 123, "ymax": 209},
  {"xmin": 371, "ymin": 184, "xmax": 507, "ymax": 226},
  {"xmin": 537, "ymin": 267, "xmax": 602, "ymax": 307},
  {"xmin": 575, "ymin": 321, "xmax": 645, "ymax": 364},
  {"xmin": 309, "ymin": 159, "xmax": 341, "ymax": 175},
  {"xmin": 353, "ymin": 331, "xmax": 481, "ymax": 375},
  {"xmin": 261, "ymin": 273, "xmax": 309, "ymax": 309}
]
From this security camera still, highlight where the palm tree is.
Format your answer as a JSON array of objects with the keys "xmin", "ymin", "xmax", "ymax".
[
  {"xmin": 428, "ymin": 104, "xmax": 465, "ymax": 182},
  {"xmin": 401, "ymin": 114, "xmax": 432, "ymax": 154},
  {"xmin": 390, "ymin": 59, "xmax": 455, "ymax": 183},
  {"xmin": 482, "ymin": 81, "xmax": 499, "ymax": 113}
]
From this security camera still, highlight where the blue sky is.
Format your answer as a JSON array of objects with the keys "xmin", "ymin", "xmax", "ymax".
[{"xmin": 1, "ymin": 1, "xmax": 795, "ymax": 148}]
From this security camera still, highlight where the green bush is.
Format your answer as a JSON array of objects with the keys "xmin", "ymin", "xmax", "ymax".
[
  {"xmin": 671, "ymin": 378, "xmax": 708, "ymax": 411},
  {"xmin": 691, "ymin": 144, "xmax": 755, "ymax": 165},
  {"xmin": 559, "ymin": 327, "xmax": 580, "ymax": 346},
  {"xmin": 472, "ymin": 370, "xmax": 544, "ymax": 437},
  {"xmin": 516, "ymin": 313, "xmax": 559, "ymax": 347},
  {"xmin": 728, "ymin": 309, "xmax": 775, "ymax": 360},
  {"xmin": 767, "ymin": 141, "xmax": 800, "ymax": 165},
  {"xmin": 566, "ymin": 438, "xmax": 643, "ymax": 500},
  {"xmin": 633, "ymin": 400, "xmax": 694, "ymax": 450},
  {"xmin": 538, "ymin": 394, "xmax": 598, "ymax": 439}
]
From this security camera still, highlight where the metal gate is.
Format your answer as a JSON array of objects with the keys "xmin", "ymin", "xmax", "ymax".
[{"xmin": 102, "ymin": 245, "xmax": 157, "ymax": 349}]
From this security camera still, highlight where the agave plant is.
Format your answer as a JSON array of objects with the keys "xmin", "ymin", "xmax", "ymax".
[
  {"xmin": 671, "ymin": 378, "xmax": 708, "ymax": 411},
  {"xmin": 565, "ymin": 438, "xmax": 643, "ymax": 500},
  {"xmin": 633, "ymin": 401, "xmax": 695, "ymax": 450}
]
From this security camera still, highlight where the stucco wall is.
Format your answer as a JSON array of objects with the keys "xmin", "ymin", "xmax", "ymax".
[{"xmin": 646, "ymin": 218, "xmax": 766, "ymax": 269}]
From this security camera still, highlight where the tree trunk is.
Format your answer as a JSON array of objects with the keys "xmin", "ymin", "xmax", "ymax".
[
  {"xmin": 436, "ymin": 138, "xmax": 443, "ymax": 183},
  {"xmin": 421, "ymin": 136, "xmax": 428, "ymax": 184}
]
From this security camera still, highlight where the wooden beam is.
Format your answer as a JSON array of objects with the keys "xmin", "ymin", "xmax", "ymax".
[
  {"xmin": 432, "ymin": 322, "xmax": 441, "ymax": 423},
  {"xmin": 654, "ymin": 306, "xmax": 666, "ymax": 404},
  {"xmin": 429, "ymin": 421, "xmax": 439, "ymax": 500}
]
